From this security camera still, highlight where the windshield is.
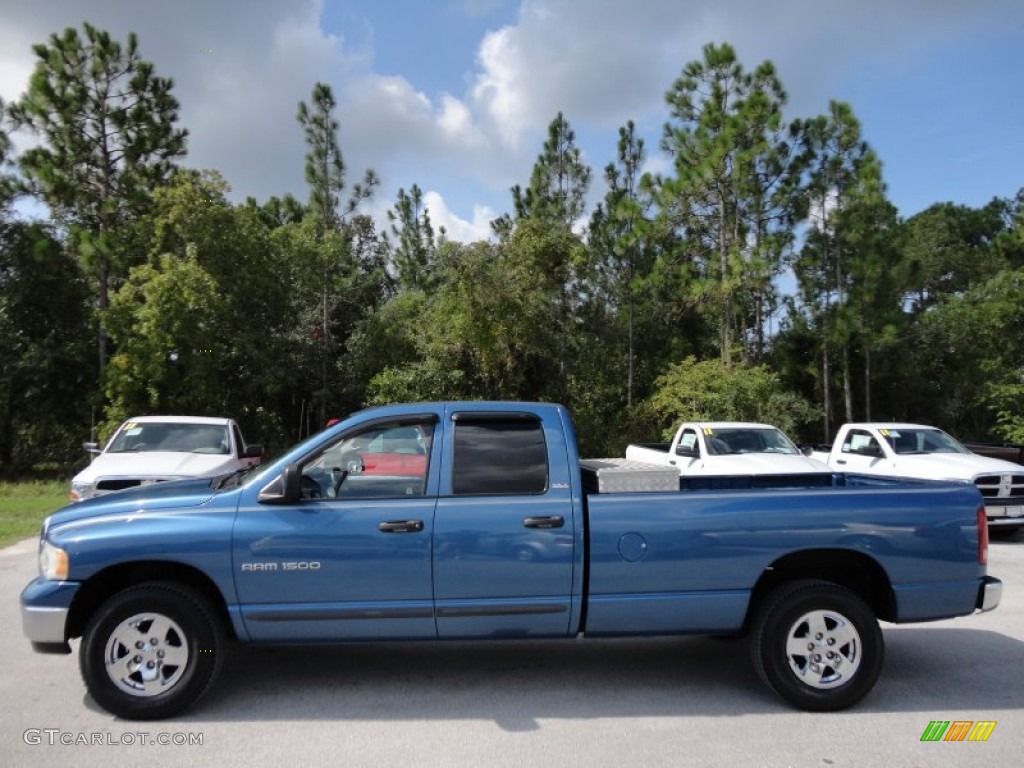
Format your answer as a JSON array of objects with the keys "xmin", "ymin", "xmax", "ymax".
[
  {"xmin": 879, "ymin": 428, "xmax": 968, "ymax": 455},
  {"xmin": 108, "ymin": 422, "xmax": 230, "ymax": 454},
  {"xmin": 704, "ymin": 428, "xmax": 800, "ymax": 456}
]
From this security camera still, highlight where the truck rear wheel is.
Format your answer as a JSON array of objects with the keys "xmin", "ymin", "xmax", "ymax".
[
  {"xmin": 80, "ymin": 582, "xmax": 225, "ymax": 720},
  {"xmin": 750, "ymin": 579, "xmax": 882, "ymax": 711}
]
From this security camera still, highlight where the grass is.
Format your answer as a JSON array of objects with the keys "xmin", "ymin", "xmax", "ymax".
[{"xmin": 0, "ymin": 480, "xmax": 69, "ymax": 548}]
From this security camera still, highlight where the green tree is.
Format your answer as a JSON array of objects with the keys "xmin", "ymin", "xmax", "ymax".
[
  {"xmin": 517, "ymin": 112, "xmax": 591, "ymax": 227},
  {"xmin": 994, "ymin": 190, "xmax": 1024, "ymax": 267},
  {"xmin": 386, "ymin": 183, "xmax": 436, "ymax": 292},
  {"xmin": 493, "ymin": 112, "xmax": 591, "ymax": 237},
  {"xmin": 588, "ymin": 121, "xmax": 653, "ymax": 407},
  {"xmin": 0, "ymin": 221, "xmax": 94, "ymax": 473},
  {"xmin": 645, "ymin": 356, "xmax": 819, "ymax": 440},
  {"xmin": 102, "ymin": 170, "xmax": 301, "ymax": 448},
  {"xmin": 0, "ymin": 97, "xmax": 14, "ymax": 208},
  {"xmin": 244, "ymin": 194, "xmax": 306, "ymax": 229},
  {"xmin": 905, "ymin": 269, "xmax": 1024, "ymax": 440},
  {"xmin": 900, "ymin": 199, "xmax": 1009, "ymax": 311},
  {"xmin": 297, "ymin": 82, "xmax": 378, "ymax": 235},
  {"xmin": 790, "ymin": 101, "xmax": 883, "ymax": 434},
  {"xmin": 104, "ymin": 246, "xmax": 221, "ymax": 417},
  {"xmin": 296, "ymin": 81, "xmax": 381, "ymax": 426},
  {"xmin": 10, "ymin": 23, "xmax": 188, "ymax": 372},
  {"xmin": 363, "ymin": 234, "xmax": 573, "ymax": 403},
  {"xmin": 656, "ymin": 43, "xmax": 800, "ymax": 364}
]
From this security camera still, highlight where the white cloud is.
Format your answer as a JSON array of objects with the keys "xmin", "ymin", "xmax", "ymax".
[
  {"xmin": 423, "ymin": 190, "xmax": 495, "ymax": 242},
  {"xmin": 438, "ymin": 93, "xmax": 488, "ymax": 149}
]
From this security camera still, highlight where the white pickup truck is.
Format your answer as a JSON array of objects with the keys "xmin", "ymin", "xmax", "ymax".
[
  {"xmin": 71, "ymin": 415, "xmax": 263, "ymax": 502},
  {"xmin": 626, "ymin": 422, "xmax": 830, "ymax": 477},
  {"xmin": 808, "ymin": 423, "xmax": 1024, "ymax": 531}
]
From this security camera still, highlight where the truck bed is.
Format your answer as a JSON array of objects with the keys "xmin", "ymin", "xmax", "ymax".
[{"xmin": 582, "ymin": 477, "xmax": 986, "ymax": 635}]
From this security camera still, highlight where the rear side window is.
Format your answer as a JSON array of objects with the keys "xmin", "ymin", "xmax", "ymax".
[{"xmin": 452, "ymin": 416, "xmax": 548, "ymax": 496}]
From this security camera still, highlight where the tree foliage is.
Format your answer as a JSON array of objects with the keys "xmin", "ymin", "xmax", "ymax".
[{"xmin": 646, "ymin": 357, "xmax": 819, "ymax": 439}]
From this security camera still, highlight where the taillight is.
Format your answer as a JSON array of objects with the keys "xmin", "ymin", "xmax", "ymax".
[{"xmin": 977, "ymin": 505, "xmax": 988, "ymax": 565}]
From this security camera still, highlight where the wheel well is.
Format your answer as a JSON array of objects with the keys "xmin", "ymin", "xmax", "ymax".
[
  {"xmin": 66, "ymin": 562, "xmax": 234, "ymax": 641},
  {"xmin": 745, "ymin": 549, "xmax": 896, "ymax": 627}
]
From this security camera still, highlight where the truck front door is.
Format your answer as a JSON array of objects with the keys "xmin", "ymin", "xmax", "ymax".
[
  {"xmin": 835, "ymin": 429, "xmax": 891, "ymax": 474},
  {"xmin": 233, "ymin": 415, "xmax": 439, "ymax": 642},
  {"xmin": 433, "ymin": 411, "xmax": 578, "ymax": 638}
]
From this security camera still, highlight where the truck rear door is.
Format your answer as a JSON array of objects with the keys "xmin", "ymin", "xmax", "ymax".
[{"xmin": 432, "ymin": 410, "xmax": 579, "ymax": 638}]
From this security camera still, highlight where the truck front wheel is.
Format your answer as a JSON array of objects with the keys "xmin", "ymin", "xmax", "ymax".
[
  {"xmin": 80, "ymin": 582, "xmax": 225, "ymax": 720},
  {"xmin": 751, "ymin": 580, "xmax": 883, "ymax": 711}
]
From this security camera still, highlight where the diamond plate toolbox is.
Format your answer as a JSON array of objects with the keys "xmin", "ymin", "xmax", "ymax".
[{"xmin": 579, "ymin": 458, "xmax": 680, "ymax": 493}]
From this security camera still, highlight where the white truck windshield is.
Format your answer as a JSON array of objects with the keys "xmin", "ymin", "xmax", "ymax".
[
  {"xmin": 879, "ymin": 428, "xmax": 968, "ymax": 455},
  {"xmin": 108, "ymin": 422, "xmax": 230, "ymax": 454},
  {"xmin": 705, "ymin": 428, "xmax": 800, "ymax": 456}
]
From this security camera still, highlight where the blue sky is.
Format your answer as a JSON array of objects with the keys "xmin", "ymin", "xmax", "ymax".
[{"xmin": 2, "ymin": 0, "xmax": 1021, "ymax": 241}]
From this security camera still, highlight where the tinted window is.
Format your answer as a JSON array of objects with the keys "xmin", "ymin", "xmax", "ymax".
[{"xmin": 452, "ymin": 417, "xmax": 548, "ymax": 496}]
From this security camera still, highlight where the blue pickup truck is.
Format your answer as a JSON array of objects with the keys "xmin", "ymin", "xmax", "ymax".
[{"xmin": 21, "ymin": 402, "xmax": 1001, "ymax": 720}]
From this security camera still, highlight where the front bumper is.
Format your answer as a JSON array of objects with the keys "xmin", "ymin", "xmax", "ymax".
[
  {"xmin": 21, "ymin": 578, "xmax": 80, "ymax": 654},
  {"xmin": 983, "ymin": 500, "xmax": 1024, "ymax": 526},
  {"xmin": 976, "ymin": 576, "xmax": 1002, "ymax": 613}
]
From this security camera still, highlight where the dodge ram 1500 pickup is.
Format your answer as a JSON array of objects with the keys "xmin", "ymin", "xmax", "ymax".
[
  {"xmin": 22, "ymin": 402, "xmax": 1001, "ymax": 720},
  {"xmin": 627, "ymin": 421, "xmax": 829, "ymax": 476},
  {"xmin": 72, "ymin": 415, "xmax": 263, "ymax": 502},
  {"xmin": 808, "ymin": 423, "xmax": 1024, "ymax": 531}
]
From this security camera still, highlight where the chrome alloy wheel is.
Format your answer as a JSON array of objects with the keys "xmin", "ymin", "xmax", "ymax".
[
  {"xmin": 784, "ymin": 608, "xmax": 862, "ymax": 689},
  {"xmin": 103, "ymin": 612, "xmax": 190, "ymax": 697}
]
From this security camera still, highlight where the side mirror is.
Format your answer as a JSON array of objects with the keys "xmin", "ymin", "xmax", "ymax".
[
  {"xmin": 800, "ymin": 445, "xmax": 814, "ymax": 457},
  {"xmin": 83, "ymin": 442, "xmax": 101, "ymax": 455},
  {"xmin": 242, "ymin": 443, "xmax": 264, "ymax": 459},
  {"xmin": 675, "ymin": 444, "xmax": 699, "ymax": 459},
  {"xmin": 257, "ymin": 464, "xmax": 302, "ymax": 504},
  {"xmin": 857, "ymin": 444, "xmax": 884, "ymax": 458}
]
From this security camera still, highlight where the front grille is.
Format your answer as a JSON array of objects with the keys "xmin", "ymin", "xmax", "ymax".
[{"xmin": 974, "ymin": 474, "xmax": 1024, "ymax": 499}]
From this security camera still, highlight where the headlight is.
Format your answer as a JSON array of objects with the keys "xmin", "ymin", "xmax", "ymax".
[
  {"xmin": 69, "ymin": 480, "xmax": 93, "ymax": 502},
  {"xmin": 39, "ymin": 540, "xmax": 69, "ymax": 581}
]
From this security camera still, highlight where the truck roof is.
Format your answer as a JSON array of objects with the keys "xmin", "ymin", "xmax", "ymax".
[
  {"xmin": 842, "ymin": 423, "xmax": 944, "ymax": 431},
  {"xmin": 121, "ymin": 415, "xmax": 234, "ymax": 425},
  {"xmin": 689, "ymin": 422, "xmax": 781, "ymax": 430}
]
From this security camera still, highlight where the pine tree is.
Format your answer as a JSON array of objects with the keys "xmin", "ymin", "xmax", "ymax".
[
  {"xmin": 10, "ymin": 24, "xmax": 188, "ymax": 371},
  {"xmin": 387, "ymin": 184, "xmax": 436, "ymax": 292}
]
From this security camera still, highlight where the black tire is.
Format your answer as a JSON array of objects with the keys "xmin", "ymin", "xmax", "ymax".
[
  {"xmin": 80, "ymin": 582, "xmax": 225, "ymax": 720},
  {"xmin": 750, "ymin": 579, "xmax": 883, "ymax": 712}
]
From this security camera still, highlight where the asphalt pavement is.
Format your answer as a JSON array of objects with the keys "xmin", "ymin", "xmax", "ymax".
[{"xmin": 1, "ymin": 532, "xmax": 1022, "ymax": 767}]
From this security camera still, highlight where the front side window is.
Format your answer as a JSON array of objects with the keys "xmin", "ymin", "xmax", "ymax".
[
  {"xmin": 452, "ymin": 416, "xmax": 548, "ymax": 496},
  {"xmin": 301, "ymin": 421, "xmax": 434, "ymax": 499},
  {"xmin": 678, "ymin": 429, "xmax": 699, "ymax": 454},
  {"xmin": 842, "ymin": 430, "xmax": 881, "ymax": 456}
]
